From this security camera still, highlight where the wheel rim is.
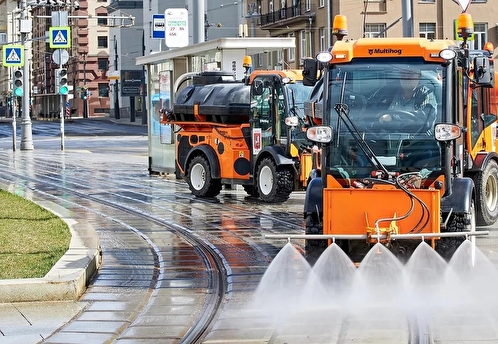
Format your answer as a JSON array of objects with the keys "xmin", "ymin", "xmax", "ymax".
[
  {"xmin": 259, "ymin": 165, "xmax": 274, "ymax": 196},
  {"xmin": 190, "ymin": 163, "xmax": 206, "ymax": 191},
  {"xmin": 485, "ymin": 175, "xmax": 498, "ymax": 212}
]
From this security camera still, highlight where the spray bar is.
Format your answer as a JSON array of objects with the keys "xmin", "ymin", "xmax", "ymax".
[{"xmin": 265, "ymin": 231, "xmax": 489, "ymax": 241}]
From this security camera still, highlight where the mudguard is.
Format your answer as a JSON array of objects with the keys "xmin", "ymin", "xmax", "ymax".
[
  {"xmin": 261, "ymin": 145, "xmax": 295, "ymax": 166},
  {"xmin": 440, "ymin": 177, "xmax": 474, "ymax": 214},
  {"xmin": 468, "ymin": 151, "xmax": 498, "ymax": 173},
  {"xmin": 303, "ymin": 177, "xmax": 323, "ymax": 216},
  {"xmin": 184, "ymin": 145, "xmax": 221, "ymax": 178}
]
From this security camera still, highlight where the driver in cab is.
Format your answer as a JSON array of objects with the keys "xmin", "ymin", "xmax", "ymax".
[
  {"xmin": 362, "ymin": 68, "xmax": 439, "ymax": 188},
  {"xmin": 368, "ymin": 68, "xmax": 437, "ymax": 124}
]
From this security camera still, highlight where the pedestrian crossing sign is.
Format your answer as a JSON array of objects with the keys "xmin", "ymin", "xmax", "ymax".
[
  {"xmin": 49, "ymin": 26, "xmax": 71, "ymax": 48},
  {"xmin": 2, "ymin": 45, "xmax": 24, "ymax": 67}
]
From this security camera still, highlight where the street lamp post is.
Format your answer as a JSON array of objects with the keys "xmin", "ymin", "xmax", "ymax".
[
  {"xmin": 20, "ymin": 0, "xmax": 33, "ymax": 150},
  {"xmin": 82, "ymin": 53, "xmax": 88, "ymax": 118},
  {"xmin": 113, "ymin": 35, "xmax": 120, "ymax": 119}
]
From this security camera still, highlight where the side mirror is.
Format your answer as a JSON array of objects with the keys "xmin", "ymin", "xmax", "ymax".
[
  {"xmin": 302, "ymin": 58, "xmax": 318, "ymax": 86},
  {"xmin": 252, "ymin": 80, "xmax": 264, "ymax": 96},
  {"xmin": 474, "ymin": 57, "xmax": 493, "ymax": 87}
]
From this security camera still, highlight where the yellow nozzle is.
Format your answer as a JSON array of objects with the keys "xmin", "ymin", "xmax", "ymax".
[
  {"xmin": 243, "ymin": 55, "xmax": 252, "ymax": 68},
  {"xmin": 457, "ymin": 13, "xmax": 474, "ymax": 38},
  {"xmin": 332, "ymin": 15, "xmax": 348, "ymax": 38}
]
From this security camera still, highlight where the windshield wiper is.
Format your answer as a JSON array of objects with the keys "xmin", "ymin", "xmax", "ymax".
[{"xmin": 334, "ymin": 72, "xmax": 390, "ymax": 177}]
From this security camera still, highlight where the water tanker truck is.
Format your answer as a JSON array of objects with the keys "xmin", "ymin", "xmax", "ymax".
[{"xmin": 161, "ymin": 64, "xmax": 316, "ymax": 202}]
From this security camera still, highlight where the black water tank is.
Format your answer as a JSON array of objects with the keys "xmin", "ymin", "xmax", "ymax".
[{"xmin": 173, "ymin": 82, "xmax": 250, "ymax": 124}]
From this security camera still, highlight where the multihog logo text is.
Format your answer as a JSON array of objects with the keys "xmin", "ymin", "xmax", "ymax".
[{"xmin": 368, "ymin": 48, "xmax": 402, "ymax": 55}]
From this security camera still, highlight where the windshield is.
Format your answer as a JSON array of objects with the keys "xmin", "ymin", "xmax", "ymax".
[
  {"xmin": 286, "ymin": 81, "xmax": 311, "ymax": 118},
  {"xmin": 325, "ymin": 58, "xmax": 445, "ymax": 181}
]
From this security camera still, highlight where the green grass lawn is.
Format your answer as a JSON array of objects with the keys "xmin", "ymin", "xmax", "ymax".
[{"xmin": 0, "ymin": 189, "xmax": 71, "ymax": 279}]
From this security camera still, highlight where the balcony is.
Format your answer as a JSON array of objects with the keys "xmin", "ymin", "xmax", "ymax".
[{"xmin": 260, "ymin": 2, "xmax": 316, "ymax": 30}]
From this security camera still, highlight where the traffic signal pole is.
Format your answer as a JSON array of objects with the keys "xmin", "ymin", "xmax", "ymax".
[{"xmin": 20, "ymin": 0, "xmax": 33, "ymax": 150}]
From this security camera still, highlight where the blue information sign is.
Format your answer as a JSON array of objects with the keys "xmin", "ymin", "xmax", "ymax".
[{"xmin": 152, "ymin": 14, "xmax": 165, "ymax": 39}]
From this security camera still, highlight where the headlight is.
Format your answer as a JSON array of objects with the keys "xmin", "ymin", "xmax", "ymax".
[
  {"xmin": 316, "ymin": 52, "xmax": 332, "ymax": 63},
  {"xmin": 439, "ymin": 49, "xmax": 456, "ymax": 60},
  {"xmin": 434, "ymin": 123, "xmax": 461, "ymax": 141},
  {"xmin": 306, "ymin": 125, "xmax": 333, "ymax": 143},
  {"xmin": 285, "ymin": 116, "xmax": 299, "ymax": 127}
]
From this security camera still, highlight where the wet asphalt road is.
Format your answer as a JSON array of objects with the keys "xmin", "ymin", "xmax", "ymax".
[{"xmin": 0, "ymin": 118, "xmax": 498, "ymax": 343}]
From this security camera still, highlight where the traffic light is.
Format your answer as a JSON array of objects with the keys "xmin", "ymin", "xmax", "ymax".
[
  {"xmin": 13, "ymin": 69, "xmax": 23, "ymax": 97},
  {"xmin": 81, "ymin": 89, "xmax": 87, "ymax": 100},
  {"xmin": 56, "ymin": 68, "xmax": 69, "ymax": 95}
]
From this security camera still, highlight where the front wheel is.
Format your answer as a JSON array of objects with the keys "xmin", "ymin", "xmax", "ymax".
[
  {"xmin": 186, "ymin": 155, "xmax": 222, "ymax": 198},
  {"xmin": 305, "ymin": 213, "xmax": 326, "ymax": 265},
  {"xmin": 256, "ymin": 157, "xmax": 293, "ymax": 203},
  {"xmin": 473, "ymin": 160, "xmax": 498, "ymax": 226}
]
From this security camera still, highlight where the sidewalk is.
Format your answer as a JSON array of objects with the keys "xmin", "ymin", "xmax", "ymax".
[
  {"xmin": 0, "ymin": 195, "xmax": 102, "ymax": 343},
  {"xmin": 0, "ymin": 115, "xmax": 141, "ymax": 343}
]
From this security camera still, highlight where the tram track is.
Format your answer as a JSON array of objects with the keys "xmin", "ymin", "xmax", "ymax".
[
  {"xmin": 0, "ymin": 162, "xmax": 229, "ymax": 342},
  {"xmin": 0, "ymin": 152, "xmax": 437, "ymax": 343},
  {"xmin": 2, "ymin": 148, "xmax": 496, "ymax": 343},
  {"xmin": 0, "ymin": 150, "xmax": 301, "ymax": 342}
]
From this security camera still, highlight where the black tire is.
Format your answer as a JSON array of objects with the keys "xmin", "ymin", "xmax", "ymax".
[
  {"xmin": 473, "ymin": 160, "xmax": 498, "ymax": 226},
  {"xmin": 186, "ymin": 155, "xmax": 222, "ymax": 198},
  {"xmin": 304, "ymin": 213, "xmax": 327, "ymax": 265},
  {"xmin": 256, "ymin": 157, "xmax": 293, "ymax": 203},
  {"xmin": 436, "ymin": 201, "xmax": 476, "ymax": 261},
  {"xmin": 243, "ymin": 185, "xmax": 259, "ymax": 198}
]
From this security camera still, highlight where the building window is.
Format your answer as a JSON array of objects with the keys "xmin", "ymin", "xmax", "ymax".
[
  {"xmin": 97, "ymin": 14, "xmax": 107, "ymax": 26},
  {"xmin": 319, "ymin": 27, "xmax": 325, "ymax": 51},
  {"xmin": 319, "ymin": 0, "xmax": 324, "ymax": 7},
  {"xmin": 364, "ymin": 0, "xmax": 386, "ymax": 12},
  {"xmin": 470, "ymin": 23, "xmax": 487, "ymax": 50},
  {"xmin": 419, "ymin": 22, "xmax": 436, "ymax": 40},
  {"xmin": 258, "ymin": 53, "xmax": 263, "ymax": 67},
  {"xmin": 300, "ymin": 30, "xmax": 306, "ymax": 59},
  {"xmin": 471, "ymin": 0, "xmax": 487, "ymax": 2},
  {"xmin": 98, "ymin": 83, "xmax": 109, "ymax": 97},
  {"xmin": 287, "ymin": 33, "xmax": 295, "ymax": 62},
  {"xmin": 364, "ymin": 23, "xmax": 386, "ymax": 38},
  {"xmin": 418, "ymin": 0, "xmax": 435, "ymax": 2},
  {"xmin": 98, "ymin": 58, "xmax": 108, "ymax": 70},
  {"xmin": 98, "ymin": 36, "xmax": 108, "ymax": 48},
  {"xmin": 305, "ymin": 0, "xmax": 311, "ymax": 11},
  {"xmin": 97, "ymin": 0, "xmax": 107, "ymax": 2}
]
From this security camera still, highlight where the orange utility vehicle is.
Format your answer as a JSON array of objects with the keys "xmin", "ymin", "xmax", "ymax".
[
  {"xmin": 268, "ymin": 13, "xmax": 495, "ymax": 264},
  {"xmin": 161, "ymin": 66, "xmax": 314, "ymax": 202}
]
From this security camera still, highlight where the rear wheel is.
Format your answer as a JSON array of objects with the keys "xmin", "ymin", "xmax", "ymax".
[
  {"xmin": 304, "ymin": 213, "xmax": 327, "ymax": 265},
  {"xmin": 436, "ymin": 201, "xmax": 476, "ymax": 261},
  {"xmin": 186, "ymin": 155, "xmax": 222, "ymax": 198},
  {"xmin": 473, "ymin": 160, "xmax": 498, "ymax": 226},
  {"xmin": 256, "ymin": 157, "xmax": 293, "ymax": 203}
]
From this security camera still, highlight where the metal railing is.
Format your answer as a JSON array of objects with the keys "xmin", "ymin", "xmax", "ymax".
[{"xmin": 260, "ymin": 3, "xmax": 317, "ymax": 27}]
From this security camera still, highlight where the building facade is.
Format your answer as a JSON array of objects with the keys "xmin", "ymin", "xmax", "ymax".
[
  {"xmin": 253, "ymin": 0, "xmax": 497, "ymax": 69},
  {"xmin": 1, "ymin": 0, "xmax": 497, "ymax": 119},
  {"xmin": 0, "ymin": 0, "xmax": 110, "ymax": 118}
]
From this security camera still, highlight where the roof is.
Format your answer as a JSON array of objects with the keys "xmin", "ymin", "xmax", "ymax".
[{"xmin": 136, "ymin": 37, "xmax": 295, "ymax": 66}]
